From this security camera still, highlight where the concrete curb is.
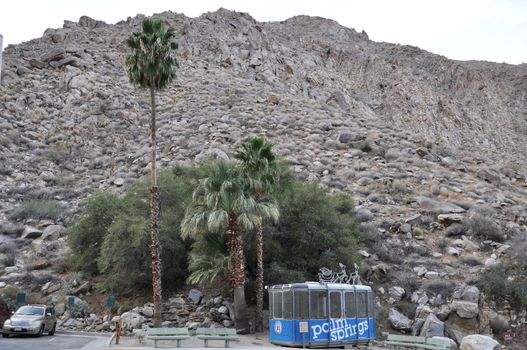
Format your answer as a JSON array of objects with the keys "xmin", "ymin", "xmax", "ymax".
[{"xmin": 106, "ymin": 332, "xmax": 116, "ymax": 348}]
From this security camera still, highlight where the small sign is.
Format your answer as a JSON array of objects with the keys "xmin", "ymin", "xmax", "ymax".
[
  {"xmin": 68, "ymin": 296, "xmax": 75, "ymax": 306},
  {"xmin": 274, "ymin": 320, "xmax": 282, "ymax": 335},
  {"xmin": 16, "ymin": 292, "xmax": 26, "ymax": 304},
  {"xmin": 299, "ymin": 321, "xmax": 309, "ymax": 333},
  {"xmin": 106, "ymin": 296, "xmax": 116, "ymax": 309}
]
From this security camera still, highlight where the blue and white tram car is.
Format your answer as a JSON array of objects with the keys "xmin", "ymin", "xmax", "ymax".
[{"xmin": 269, "ymin": 282, "xmax": 375, "ymax": 348}]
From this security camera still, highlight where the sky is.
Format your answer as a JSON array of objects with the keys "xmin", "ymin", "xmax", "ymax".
[{"xmin": 0, "ymin": 0, "xmax": 525, "ymax": 64}]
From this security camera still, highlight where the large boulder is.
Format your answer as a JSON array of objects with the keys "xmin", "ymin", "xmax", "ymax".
[
  {"xmin": 420, "ymin": 313, "xmax": 445, "ymax": 337},
  {"xmin": 0, "ymin": 222, "xmax": 24, "ymax": 236},
  {"xmin": 78, "ymin": 15, "xmax": 107, "ymax": 29},
  {"xmin": 451, "ymin": 300, "xmax": 479, "ymax": 319},
  {"xmin": 388, "ymin": 286, "xmax": 406, "ymax": 302},
  {"xmin": 459, "ymin": 335, "xmax": 499, "ymax": 350},
  {"xmin": 388, "ymin": 308, "xmax": 412, "ymax": 331},
  {"xmin": 188, "ymin": 289, "xmax": 203, "ymax": 305},
  {"xmin": 120, "ymin": 311, "xmax": 145, "ymax": 330},
  {"xmin": 21, "ymin": 226, "xmax": 43, "ymax": 239},
  {"xmin": 461, "ymin": 286, "xmax": 480, "ymax": 303},
  {"xmin": 453, "ymin": 285, "xmax": 480, "ymax": 304},
  {"xmin": 41, "ymin": 225, "xmax": 66, "ymax": 240},
  {"xmin": 489, "ymin": 313, "xmax": 509, "ymax": 336},
  {"xmin": 417, "ymin": 197, "xmax": 466, "ymax": 214}
]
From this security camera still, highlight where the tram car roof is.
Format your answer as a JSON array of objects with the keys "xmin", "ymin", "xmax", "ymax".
[{"xmin": 269, "ymin": 282, "xmax": 372, "ymax": 291}]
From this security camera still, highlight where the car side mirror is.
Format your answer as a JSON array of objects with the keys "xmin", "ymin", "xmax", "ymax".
[{"xmin": 11, "ymin": 311, "xmax": 14, "ymax": 315}]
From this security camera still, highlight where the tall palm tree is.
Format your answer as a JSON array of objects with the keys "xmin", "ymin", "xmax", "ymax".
[
  {"xmin": 181, "ymin": 160, "xmax": 278, "ymax": 333},
  {"xmin": 235, "ymin": 135, "xmax": 280, "ymax": 333},
  {"xmin": 125, "ymin": 18, "xmax": 178, "ymax": 327}
]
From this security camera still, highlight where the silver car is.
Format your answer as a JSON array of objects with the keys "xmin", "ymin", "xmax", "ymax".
[{"xmin": 2, "ymin": 304, "xmax": 56, "ymax": 337}]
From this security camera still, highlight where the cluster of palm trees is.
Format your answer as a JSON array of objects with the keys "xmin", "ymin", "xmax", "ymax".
[{"xmin": 126, "ymin": 19, "xmax": 280, "ymax": 332}]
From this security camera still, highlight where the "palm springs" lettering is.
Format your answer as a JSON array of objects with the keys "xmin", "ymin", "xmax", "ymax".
[{"xmin": 312, "ymin": 319, "xmax": 369, "ymax": 340}]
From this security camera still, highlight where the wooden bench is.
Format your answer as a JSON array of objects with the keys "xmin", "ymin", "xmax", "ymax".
[
  {"xmin": 385, "ymin": 334, "xmax": 453, "ymax": 350},
  {"xmin": 145, "ymin": 327, "xmax": 190, "ymax": 348},
  {"xmin": 196, "ymin": 327, "xmax": 239, "ymax": 348}
]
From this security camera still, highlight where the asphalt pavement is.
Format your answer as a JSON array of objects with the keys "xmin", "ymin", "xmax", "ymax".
[{"xmin": 0, "ymin": 331, "xmax": 111, "ymax": 350}]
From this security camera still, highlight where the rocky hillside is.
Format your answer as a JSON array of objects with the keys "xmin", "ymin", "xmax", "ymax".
[{"xmin": 0, "ymin": 8, "xmax": 526, "ymax": 347}]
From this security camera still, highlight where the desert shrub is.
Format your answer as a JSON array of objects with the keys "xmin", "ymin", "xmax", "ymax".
[
  {"xmin": 423, "ymin": 279, "xmax": 456, "ymax": 298},
  {"xmin": 69, "ymin": 302, "xmax": 90, "ymax": 318},
  {"xmin": 352, "ymin": 140, "xmax": 373, "ymax": 153},
  {"xmin": 434, "ymin": 144, "xmax": 454, "ymax": 157},
  {"xmin": 412, "ymin": 226, "xmax": 425, "ymax": 237},
  {"xmin": 396, "ymin": 272, "xmax": 420, "ymax": 296},
  {"xmin": 389, "ymin": 180, "xmax": 409, "ymax": 194},
  {"xmin": 98, "ymin": 216, "xmax": 151, "ymax": 291},
  {"xmin": 46, "ymin": 144, "xmax": 70, "ymax": 164},
  {"xmin": 395, "ymin": 300, "xmax": 417, "ymax": 319},
  {"xmin": 68, "ymin": 192, "xmax": 122, "ymax": 275},
  {"xmin": 445, "ymin": 223, "xmax": 465, "ymax": 237},
  {"xmin": 371, "ymin": 242, "xmax": 404, "ymax": 264},
  {"xmin": 9, "ymin": 199, "xmax": 63, "ymax": 221},
  {"xmin": 0, "ymin": 242, "xmax": 16, "ymax": 266},
  {"xmin": 508, "ymin": 233, "xmax": 527, "ymax": 268},
  {"xmin": 464, "ymin": 212, "xmax": 504, "ymax": 242},
  {"xmin": 404, "ymin": 243, "xmax": 429, "ymax": 257},
  {"xmin": 460, "ymin": 256, "xmax": 483, "ymax": 266},
  {"xmin": 437, "ymin": 239, "xmax": 449, "ymax": 251},
  {"xmin": 419, "ymin": 215, "xmax": 435, "ymax": 227},
  {"xmin": 358, "ymin": 223, "xmax": 380, "ymax": 243},
  {"xmin": 480, "ymin": 264, "xmax": 509, "ymax": 302},
  {"xmin": 96, "ymin": 169, "xmax": 193, "ymax": 292},
  {"xmin": 256, "ymin": 178, "xmax": 363, "ymax": 285},
  {"xmin": 480, "ymin": 264, "xmax": 527, "ymax": 308},
  {"xmin": 0, "ymin": 285, "xmax": 19, "ymax": 300}
]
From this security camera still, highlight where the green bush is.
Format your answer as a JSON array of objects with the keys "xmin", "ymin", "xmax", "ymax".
[
  {"xmin": 69, "ymin": 161, "xmax": 365, "ymax": 297},
  {"xmin": 78, "ymin": 169, "xmax": 193, "ymax": 292},
  {"xmin": 68, "ymin": 192, "xmax": 122, "ymax": 275},
  {"xmin": 0, "ymin": 242, "xmax": 16, "ymax": 266},
  {"xmin": 423, "ymin": 279, "xmax": 456, "ymax": 297},
  {"xmin": 9, "ymin": 199, "xmax": 63, "ymax": 221},
  {"xmin": 464, "ymin": 209, "xmax": 504, "ymax": 242},
  {"xmin": 480, "ymin": 264, "xmax": 527, "ymax": 308},
  {"xmin": 98, "ymin": 216, "xmax": 151, "ymax": 291},
  {"xmin": 255, "ymin": 179, "xmax": 363, "ymax": 285}
]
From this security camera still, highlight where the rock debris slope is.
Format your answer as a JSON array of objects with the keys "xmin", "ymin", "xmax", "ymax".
[{"xmin": 0, "ymin": 8, "xmax": 526, "ymax": 344}]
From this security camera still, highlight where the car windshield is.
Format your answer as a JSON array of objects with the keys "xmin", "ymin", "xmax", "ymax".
[{"xmin": 15, "ymin": 306, "xmax": 45, "ymax": 316}]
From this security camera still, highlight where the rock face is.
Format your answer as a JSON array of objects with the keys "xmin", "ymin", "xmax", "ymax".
[{"xmin": 0, "ymin": 8, "xmax": 525, "ymax": 223}]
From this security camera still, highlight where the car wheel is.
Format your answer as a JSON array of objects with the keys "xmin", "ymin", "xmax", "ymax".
[
  {"xmin": 48, "ymin": 323, "xmax": 56, "ymax": 336},
  {"xmin": 38, "ymin": 325, "xmax": 44, "ymax": 337},
  {"xmin": 2, "ymin": 333, "xmax": 9, "ymax": 338}
]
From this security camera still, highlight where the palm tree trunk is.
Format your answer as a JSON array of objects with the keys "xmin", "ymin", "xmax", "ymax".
[
  {"xmin": 226, "ymin": 213, "xmax": 250, "ymax": 334},
  {"xmin": 255, "ymin": 219, "xmax": 264, "ymax": 333},
  {"xmin": 150, "ymin": 86, "xmax": 162, "ymax": 327}
]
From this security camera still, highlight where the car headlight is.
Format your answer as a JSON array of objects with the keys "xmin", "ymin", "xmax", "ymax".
[
  {"xmin": 31, "ymin": 320, "xmax": 43, "ymax": 327},
  {"xmin": 3, "ymin": 319, "xmax": 11, "ymax": 326}
]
